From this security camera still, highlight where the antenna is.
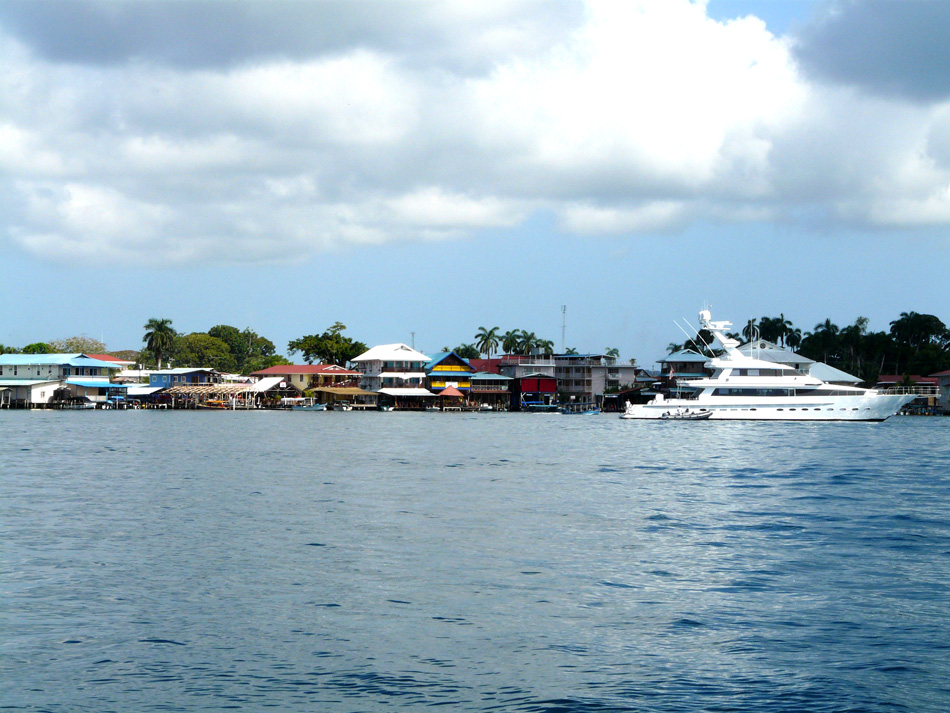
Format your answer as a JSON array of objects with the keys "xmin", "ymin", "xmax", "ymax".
[
  {"xmin": 675, "ymin": 319, "xmax": 711, "ymax": 356},
  {"xmin": 410, "ymin": 331, "xmax": 415, "ymax": 349},
  {"xmin": 561, "ymin": 305, "xmax": 566, "ymax": 352}
]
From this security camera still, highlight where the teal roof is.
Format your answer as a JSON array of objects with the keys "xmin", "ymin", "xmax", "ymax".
[
  {"xmin": 470, "ymin": 371, "xmax": 511, "ymax": 381},
  {"xmin": 425, "ymin": 352, "xmax": 473, "ymax": 371},
  {"xmin": 0, "ymin": 353, "xmax": 122, "ymax": 369},
  {"xmin": 658, "ymin": 349, "xmax": 708, "ymax": 363},
  {"xmin": 66, "ymin": 379, "xmax": 128, "ymax": 389}
]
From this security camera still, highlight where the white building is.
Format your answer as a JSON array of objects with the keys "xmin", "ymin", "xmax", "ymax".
[
  {"xmin": 351, "ymin": 343, "xmax": 433, "ymax": 402},
  {"xmin": 0, "ymin": 354, "xmax": 124, "ymax": 407}
]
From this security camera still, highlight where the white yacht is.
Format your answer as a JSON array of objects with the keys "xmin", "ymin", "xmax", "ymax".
[{"xmin": 622, "ymin": 310, "xmax": 916, "ymax": 421}]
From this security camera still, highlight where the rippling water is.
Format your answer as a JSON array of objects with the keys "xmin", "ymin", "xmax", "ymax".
[{"xmin": 2, "ymin": 411, "xmax": 950, "ymax": 712}]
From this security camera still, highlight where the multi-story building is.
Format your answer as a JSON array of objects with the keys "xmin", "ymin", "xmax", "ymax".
[
  {"xmin": 351, "ymin": 343, "xmax": 432, "ymax": 407},
  {"xmin": 0, "ymin": 354, "xmax": 124, "ymax": 407},
  {"xmin": 425, "ymin": 352, "xmax": 474, "ymax": 395}
]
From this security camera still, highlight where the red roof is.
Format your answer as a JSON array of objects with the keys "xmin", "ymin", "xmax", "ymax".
[
  {"xmin": 438, "ymin": 385, "xmax": 464, "ymax": 397},
  {"xmin": 86, "ymin": 353, "xmax": 131, "ymax": 363},
  {"xmin": 250, "ymin": 364, "xmax": 359, "ymax": 376},
  {"xmin": 876, "ymin": 375, "xmax": 938, "ymax": 385},
  {"xmin": 930, "ymin": 370, "xmax": 950, "ymax": 377}
]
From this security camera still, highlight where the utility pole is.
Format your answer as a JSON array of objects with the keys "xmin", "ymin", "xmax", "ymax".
[{"xmin": 410, "ymin": 331, "xmax": 415, "ymax": 349}]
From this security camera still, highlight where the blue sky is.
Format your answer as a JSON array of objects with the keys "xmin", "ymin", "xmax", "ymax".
[{"xmin": 2, "ymin": 1, "xmax": 949, "ymax": 368}]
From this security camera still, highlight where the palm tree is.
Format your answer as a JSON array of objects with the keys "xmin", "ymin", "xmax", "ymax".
[
  {"xmin": 519, "ymin": 331, "xmax": 538, "ymax": 355},
  {"xmin": 777, "ymin": 313, "xmax": 793, "ymax": 347},
  {"xmin": 605, "ymin": 347, "xmax": 620, "ymax": 358},
  {"xmin": 474, "ymin": 326, "xmax": 500, "ymax": 358},
  {"xmin": 537, "ymin": 339, "xmax": 555, "ymax": 355},
  {"xmin": 742, "ymin": 318, "xmax": 759, "ymax": 342},
  {"xmin": 501, "ymin": 330, "xmax": 520, "ymax": 355},
  {"xmin": 143, "ymin": 317, "xmax": 176, "ymax": 370},
  {"xmin": 785, "ymin": 327, "xmax": 803, "ymax": 350}
]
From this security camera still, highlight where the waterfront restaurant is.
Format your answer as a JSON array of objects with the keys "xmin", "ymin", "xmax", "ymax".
[{"xmin": 352, "ymin": 343, "xmax": 434, "ymax": 409}]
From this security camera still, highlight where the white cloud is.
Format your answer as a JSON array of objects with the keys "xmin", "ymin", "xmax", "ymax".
[{"xmin": 2, "ymin": 0, "xmax": 950, "ymax": 266}]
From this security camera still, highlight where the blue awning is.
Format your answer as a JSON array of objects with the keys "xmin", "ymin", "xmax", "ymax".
[{"xmin": 67, "ymin": 380, "xmax": 129, "ymax": 390}]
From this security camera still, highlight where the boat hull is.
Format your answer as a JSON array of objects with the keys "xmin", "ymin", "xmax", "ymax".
[{"xmin": 621, "ymin": 393, "xmax": 915, "ymax": 421}]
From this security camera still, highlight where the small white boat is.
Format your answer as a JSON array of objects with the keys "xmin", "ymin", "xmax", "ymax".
[
  {"xmin": 659, "ymin": 408, "xmax": 712, "ymax": 420},
  {"xmin": 281, "ymin": 397, "xmax": 327, "ymax": 411}
]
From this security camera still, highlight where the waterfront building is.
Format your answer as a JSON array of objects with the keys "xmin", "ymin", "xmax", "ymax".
[
  {"xmin": 148, "ymin": 368, "xmax": 221, "ymax": 389},
  {"xmin": 351, "ymin": 343, "xmax": 433, "ymax": 407},
  {"xmin": 249, "ymin": 364, "xmax": 371, "ymax": 408},
  {"xmin": 510, "ymin": 372, "xmax": 558, "ymax": 411},
  {"xmin": 249, "ymin": 364, "xmax": 360, "ymax": 391},
  {"xmin": 425, "ymin": 352, "xmax": 474, "ymax": 395},
  {"xmin": 552, "ymin": 353, "xmax": 641, "ymax": 406},
  {"xmin": 0, "ymin": 353, "xmax": 124, "ymax": 407},
  {"xmin": 469, "ymin": 371, "xmax": 512, "ymax": 409},
  {"xmin": 932, "ymin": 370, "xmax": 950, "ymax": 414}
]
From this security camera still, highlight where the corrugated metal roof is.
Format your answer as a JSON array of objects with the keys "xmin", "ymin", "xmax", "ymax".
[
  {"xmin": 250, "ymin": 364, "xmax": 358, "ymax": 376},
  {"xmin": 658, "ymin": 349, "xmax": 708, "ymax": 363},
  {"xmin": 352, "ymin": 344, "xmax": 430, "ymax": 363},
  {"xmin": 378, "ymin": 388, "xmax": 434, "ymax": 396},
  {"xmin": 66, "ymin": 379, "xmax": 128, "ymax": 389},
  {"xmin": 0, "ymin": 354, "xmax": 122, "ymax": 368},
  {"xmin": 0, "ymin": 378, "xmax": 62, "ymax": 386}
]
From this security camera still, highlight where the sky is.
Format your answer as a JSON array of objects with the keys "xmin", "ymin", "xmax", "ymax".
[{"xmin": 2, "ymin": 0, "xmax": 950, "ymax": 367}]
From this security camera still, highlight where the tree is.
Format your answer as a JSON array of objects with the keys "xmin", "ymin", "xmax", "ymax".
[
  {"xmin": 208, "ymin": 325, "xmax": 276, "ymax": 372},
  {"xmin": 741, "ymin": 318, "xmax": 758, "ymax": 342},
  {"xmin": 288, "ymin": 323, "xmax": 367, "ymax": 365},
  {"xmin": 605, "ymin": 347, "xmax": 620, "ymax": 358},
  {"xmin": 243, "ymin": 354, "xmax": 293, "ymax": 374},
  {"xmin": 454, "ymin": 343, "xmax": 480, "ymax": 359},
  {"xmin": 564, "ymin": 347, "xmax": 578, "ymax": 355},
  {"xmin": 143, "ymin": 318, "xmax": 176, "ymax": 369},
  {"xmin": 474, "ymin": 326, "xmax": 500, "ymax": 358},
  {"xmin": 518, "ymin": 331, "xmax": 538, "ymax": 355},
  {"xmin": 21, "ymin": 342, "xmax": 52, "ymax": 354},
  {"xmin": 537, "ymin": 339, "xmax": 555, "ymax": 355},
  {"xmin": 173, "ymin": 333, "xmax": 236, "ymax": 372},
  {"xmin": 785, "ymin": 328, "xmax": 803, "ymax": 350},
  {"xmin": 49, "ymin": 335, "xmax": 107, "ymax": 354},
  {"xmin": 0, "ymin": 344, "xmax": 18, "ymax": 354},
  {"xmin": 501, "ymin": 330, "xmax": 520, "ymax": 355}
]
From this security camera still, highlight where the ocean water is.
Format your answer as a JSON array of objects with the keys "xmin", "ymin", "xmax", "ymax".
[{"xmin": 2, "ymin": 411, "xmax": 949, "ymax": 712}]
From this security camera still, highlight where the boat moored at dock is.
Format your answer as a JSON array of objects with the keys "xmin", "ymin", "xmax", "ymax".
[{"xmin": 622, "ymin": 310, "xmax": 916, "ymax": 421}]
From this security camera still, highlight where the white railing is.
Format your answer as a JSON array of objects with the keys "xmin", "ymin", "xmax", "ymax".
[{"xmin": 879, "ymin": 386, "xmax": 940, "ymax": 396}]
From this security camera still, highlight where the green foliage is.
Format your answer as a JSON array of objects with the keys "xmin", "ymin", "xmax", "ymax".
[
  {"xmin": 0, "ymin": 344, "xmax": 19, "ymax": 354},
  {"xmin": 21, "ymin": 342, "xmax": 52, "ymax": 354},
  {"xmin": 173, "ymin": 333, "xmax": 236, "ymax": 372},
  {"xmin": 49, "ymin": 335, "xmax": 108, "ymax": 354},
  {"xmin": 143, "ymin": 318, "xmax": 176, "ymax": 369},
  {"xmin": 453, "ymin": 343, "xmax": 480, "ymax": 359},
  {"xmin": 288, "ymin": 323, "xmax": 367, "ymax": 366},
  {"xmin": 243, "ymin": 354, "xmax": 294, "ymax": 374},
  {"xmin": 474, "ymin": 326, "xmax": 500, "ymax": 357},
  {"xmin": 208, "ymin": 324, "xmax": 276, "ymax": 372},
  {"xmin": 501, "ymin": 330, "xmax": 520, "ymax": 354}
]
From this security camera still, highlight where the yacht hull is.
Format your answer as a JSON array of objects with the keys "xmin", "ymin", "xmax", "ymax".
[{"xmin": 621, "ymin": 393, "xmax": 914, "ymax": 421}]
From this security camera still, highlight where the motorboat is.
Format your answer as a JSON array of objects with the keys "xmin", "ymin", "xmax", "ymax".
[
  {"xmin": 621, "ymin": 310, "xmax": 916, "ymax": 421},
  {"xmin": 659, "ymin": 408, "xmax": 711, "ymax": 420},
  {"xmin": 280, "ymin": 397, "xmax": 327, "ymax": 411}
]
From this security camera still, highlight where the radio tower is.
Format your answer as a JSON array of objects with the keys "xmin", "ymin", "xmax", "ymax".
[{"xmin": 561, "ymin": 305, "xmax": 566, "ymax": 353}]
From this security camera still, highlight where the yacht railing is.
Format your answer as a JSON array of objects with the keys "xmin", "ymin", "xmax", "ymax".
[{"xmin": 878, "ymin": 386, "xmax": 940, "ymax": 396}]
